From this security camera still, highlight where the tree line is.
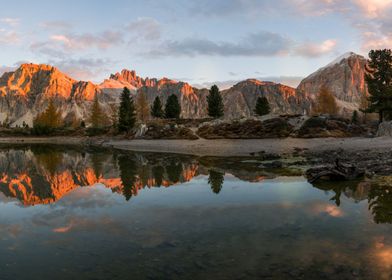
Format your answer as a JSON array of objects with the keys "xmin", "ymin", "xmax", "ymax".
[{"xmin": 31, "ymin": 84, "xmax": 271, "ymax": 134}]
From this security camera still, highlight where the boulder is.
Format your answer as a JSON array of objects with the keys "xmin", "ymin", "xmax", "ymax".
[
  {"xmin": 296, "ymin": 115, "xmax": 367, "ymax": 138},
  {"xmin": 376, "ymin": 121, "xmax": 392, "ymax": 137},
  {"xmin": 197, "ymin": 117, "xmax": 293, "ymax": 139}
]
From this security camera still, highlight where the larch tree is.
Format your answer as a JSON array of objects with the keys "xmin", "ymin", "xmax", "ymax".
[
  {"xmin": 109, "ymin": 103, "xmax": 119, "ymax": 128},
  {"xmin": 136, "ymin": 92, "xmax": 150, "ymax": 122},
  {"xmin": 34, "ymin": 99, "xmax": 63, "ymax": 128},
  {"xmin": 312, "ymin": 85, "xmax": 339, "ymax": 115},
  {"xmin": 89, "ymin": 93, "xmax": 106, "ymax": 128}
]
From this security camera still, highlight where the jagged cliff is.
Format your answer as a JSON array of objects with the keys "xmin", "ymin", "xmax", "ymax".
[
  {"xmin": 296, "ymin": 52, "xmax": 368, "ymax": 115},
  {"xmin": 0, "ymin": 52, "xmax": 370, "ymax": 125},
  {"xmin": 0, "ymin": 63, "xmax": 112, "ymax": 126}
]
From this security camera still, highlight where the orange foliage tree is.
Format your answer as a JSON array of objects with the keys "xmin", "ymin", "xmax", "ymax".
[
  {"xmin": 33, "ymin": 99, "xmax": 63, "ymax": 133},
  {"xmin": 312, "ymin": 85, "xmax": 339, "ymax": 115}
]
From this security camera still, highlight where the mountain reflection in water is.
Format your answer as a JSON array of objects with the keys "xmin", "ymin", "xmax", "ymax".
[
  {"xmin": 0, "ymin": 145, "xmax": 390, "ymax": 225},
  {"xmin": 0, "ymin": 146, "xmax": 275, "ymax": 206},
  {"xmin": 0, "ymin": 145, "xmax": 391, "ymax": 280}
]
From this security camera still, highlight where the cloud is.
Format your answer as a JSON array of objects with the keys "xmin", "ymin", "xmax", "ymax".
[
  {"xmin": 352, "ymin": 0, "xmax": 392, "ymax": 18},
  {"xmin": 48, "ymin": 57, "xmax": 116, "ymax": 81},
  {"xmin": 0, "ymin": 17, "xmax": 20, "ymax": 27},
  {"xmin": 126, "ymin": 17, "xmax": 162, "ymax": 40},
  {"xmin": 39, "ymin": 20, "xmax": 73, "ymax": 30},
  {"xmin": 30, "ymin": 31, "xmax": 124, "ymax": 58},
  {"xmin": 295, "ymin": 39, "xmax": 337, "ymax": 57},
  {"xmin": 0, "ymin": 28, "xmax": 20, "ymax": 45},
  {"xmin": 50, "ymin": 31, "xmax": 123, "ymax": 50},
  {"xmin": 188, "ymin": 0, "xmax": 343, "ymax": 18},
  {"xmin": 146, "ymin": 31, "xmax": 292, "ymax": 57}
]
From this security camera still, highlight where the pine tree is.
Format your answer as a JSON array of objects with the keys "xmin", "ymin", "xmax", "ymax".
[
  {"xmin": 352, "ymin": 110, "xmax": 359, "ymax": 124},
  {"xmin": 151, "ymin": 96, "xmax": 164, "ymax": 118},
  {"xmin": 165, "ymin": 94, "xmax": 181, "ymax": 119},
  {"xmin": 254, "ymin": 96, "xmax": 271, "ymax": 116},
  {"xmin": 312, "ymin": 85, "xmax": 338, "ymax": 115},
  {"xmin": 89, "ymin": 93, "xmax": 106, "ymax": 128},
  {"xmin": 207, "ymin": 85, "xmax": 224, "ymax": 118},
  {"xmin": 365, "ymin": 49, "xmax": 392, "ymax": 122},
  {"xmin": 118, "ymin": 87, "xmax": 136, "ymax": 132},
  {"xmin": 136, "ymin": 92, "xmax": 150, "ymax": 122}
]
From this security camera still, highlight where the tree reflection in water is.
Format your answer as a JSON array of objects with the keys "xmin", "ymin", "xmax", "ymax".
[
  {"xmin": 117, "ymin": 154, "xmax": 137, "ymax": 201},
  {"xmin": 208, "ymin": 169, "xmax": 224, "ymax": 194},
  {"xmin": 0, "ymin": 145, "xmax": 391, "ymax": 224},
  {"xmin": 313, "ymin": 179, "xmax": 392, "ymax": 224}
]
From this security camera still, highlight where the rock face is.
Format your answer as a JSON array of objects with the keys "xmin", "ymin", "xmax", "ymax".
[
  {"xmin": 222, "ymin": 79, "xmax": 310, "ymax": 118},
  {"xmin": 0, "ymin": 52, "xmax": 371, "ymax": 125},
  {"xmin": 297, "ymin": 52, "xmax": 368, "ymax": 115},
  {"xmin": 0, "ymin": 63, "xmax": 112, "ymax": 127}
]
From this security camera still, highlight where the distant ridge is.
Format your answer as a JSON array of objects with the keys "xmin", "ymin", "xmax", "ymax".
[{"xmin": 0, "ymin": 52, "xmax": 367, "ymax": 126}]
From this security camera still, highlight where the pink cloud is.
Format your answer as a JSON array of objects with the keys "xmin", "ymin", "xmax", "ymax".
[{"xmin": 295, "ymin": 39, "xmax": 337, "ymax": 57}]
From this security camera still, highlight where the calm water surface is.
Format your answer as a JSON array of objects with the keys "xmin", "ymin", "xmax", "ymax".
[{"xmin": 0, "ymin": 145, "xmax": 391, "ymax": 279}]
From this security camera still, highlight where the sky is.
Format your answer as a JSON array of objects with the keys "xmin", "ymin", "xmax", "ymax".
[{"xmin": 0, "ymin": 0, "xmax": 391, "ymax": 88}]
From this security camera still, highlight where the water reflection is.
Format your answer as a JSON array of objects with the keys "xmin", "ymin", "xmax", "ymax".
[
  {"xmin": 0, "ymin": 145, "xmax": 391, "ymax": 279},
  {"xmin": 0, "ymin": 145, "xmax": 391, "ymax": 225},
  {"xmin": 0, "ymin": 146, "xmax": 269, "ymax": 206},
  {"xmin": 313, "ymin": 179, "xmax": 392, "ymax": 224}
]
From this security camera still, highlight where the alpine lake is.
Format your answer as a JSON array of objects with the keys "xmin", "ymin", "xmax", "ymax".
[{"xmin": 0, "ymin": 145, "xmax": 391, "ymax": 280}]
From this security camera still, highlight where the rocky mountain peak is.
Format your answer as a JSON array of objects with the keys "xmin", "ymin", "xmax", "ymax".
[
  {"xmin": 297, "ymin": 51, "xmax": 368, "ymax": 114},
  {"xmin": 0, "ymin": 63, "xmax": 76, "ymax": 99}
]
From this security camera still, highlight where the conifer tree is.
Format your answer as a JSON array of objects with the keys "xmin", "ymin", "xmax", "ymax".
[
  {"xmin": 352, "ymin": 110, "xmax": 359, "ymax": 124},
  {"xmin": 34, "ymin": 99, "xmax": 62, "ymax": 128},
  {"xmin": 254, "ymin": 96, "xmax": 271, "ymax": 116},
  {"xmin": 89, "ymin": 93, "xmax": 106, "ymax": 128},
  {"xmin": 365, "ymin": 49, "xmax": 392, "ymax": 122},
  {"xmin": 165, "ymin": 94, "xmax": 181, "ymax": 119},
  {"xmin": 118, "ymin": 87, "xmax": 136, "ymax": 132},
  {"xmin": 136, "ymin": 92, "xmax": 150, "ymax": 122},
  {"xmin": 33, "ymin": 99, "xmax": 63, "ymax": 134},
  {"xmin": 151, "ymin": 96, "xmax": 164, "ymax": 118},
  {"xmin": 312, "ymin": 85, "xmax": 338, "ymax": 115},
  {"xmin": 109, "ymin": 103, "xmax": 118, "ymax": 128},
  {"xmin": 207, "ymin": 85, "xmax": 224, "ymax": 118}
]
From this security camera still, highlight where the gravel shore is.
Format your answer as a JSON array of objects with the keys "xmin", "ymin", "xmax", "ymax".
[{"xmin": 1, "ymin": 136, "xmax": 392, "ymax": 157}]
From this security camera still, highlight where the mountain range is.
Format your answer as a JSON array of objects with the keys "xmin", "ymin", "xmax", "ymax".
[{"xmin": 0, "ymin": 52, "xmax": 368, "ymax": 127}]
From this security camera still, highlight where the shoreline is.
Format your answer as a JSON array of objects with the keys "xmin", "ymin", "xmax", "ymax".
[{"xmin": 0, "ymin": 136, "xmax": 392, "ymax": 157}]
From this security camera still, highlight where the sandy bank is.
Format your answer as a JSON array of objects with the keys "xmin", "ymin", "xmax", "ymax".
[
  {"xmin": 104, "ymin": 137, "xmax": 392, "ymax": 156},
  {"xmin": 1, "ymin": 136, "xmax": 392, "ymax": 157}
]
